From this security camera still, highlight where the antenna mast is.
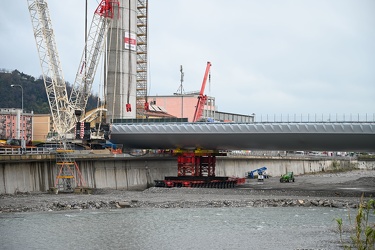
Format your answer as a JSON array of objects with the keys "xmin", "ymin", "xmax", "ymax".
[{"xmin": 176, "ymin": 65, "xmax": 185, "ymax": 95}]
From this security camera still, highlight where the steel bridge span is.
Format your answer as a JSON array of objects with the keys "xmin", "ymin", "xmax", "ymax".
[{"xmin": 109, "ymin": 122, "xmax": 375, "ymax": 151}]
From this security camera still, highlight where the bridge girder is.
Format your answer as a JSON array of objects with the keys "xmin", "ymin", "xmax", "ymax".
[{"xmin": 109, "ymin": 122, "xmax": 375, "ymax": 152}]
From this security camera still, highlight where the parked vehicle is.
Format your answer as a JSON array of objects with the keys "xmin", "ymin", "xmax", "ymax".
[
  {"xmin": 280, "ymin": 172, "xmax": 295, "ymax": 182},
  {"xmin": 247, "ymin": 167, "xmax": 268, "ymax": 179}
]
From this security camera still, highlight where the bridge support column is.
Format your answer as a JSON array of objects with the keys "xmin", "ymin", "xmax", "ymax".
[
  {"xmin": 176, "ymin": 150, "xmax": 222, "ymax": 177},
  {"xmin": 155, "ymin": 149, "xmax": 245, "ymax": 188},
  {"xmin": 177, "ymin": 152, "xmax": 197, "ymax": 176},
  {"xmin": 197, "ymin": 155, "xmax": 216, "ymax": 177}
]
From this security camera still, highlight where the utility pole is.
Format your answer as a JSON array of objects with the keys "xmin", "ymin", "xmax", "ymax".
[{"xmin": 180, "ymin": 65, "xmax": 184, "ymax": 118}]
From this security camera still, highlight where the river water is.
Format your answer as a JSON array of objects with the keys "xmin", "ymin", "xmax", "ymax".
[{"xmin": 0, "ymin": 207, "xmax": 358, "ymax": 250}]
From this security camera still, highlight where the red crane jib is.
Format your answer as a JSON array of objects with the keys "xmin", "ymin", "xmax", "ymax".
[
  {"xmin": 193, "ymin": 62, "xmax": 211, "ymax": 122},
  {"xmin": 95, "ymin": 0, "xmax": 119, "ymax": 18}
]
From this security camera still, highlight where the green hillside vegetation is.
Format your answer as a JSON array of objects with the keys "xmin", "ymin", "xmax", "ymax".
[{"xmin": 0, "ymin": 69, "xmax": 100, "ymax": 114}]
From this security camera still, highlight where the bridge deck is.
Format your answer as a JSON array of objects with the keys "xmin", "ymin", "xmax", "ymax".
[{"xmin": 109, "ymin": 122, "xmax": 375, "ymax": 151}]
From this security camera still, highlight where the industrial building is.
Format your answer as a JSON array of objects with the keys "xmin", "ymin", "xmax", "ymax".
[{"xmin": 148, "ymin": 94, "xmax": 254, "ymax": 122}]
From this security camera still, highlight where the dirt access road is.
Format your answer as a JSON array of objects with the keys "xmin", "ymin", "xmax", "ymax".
[
  {"xmin": 0, "ymin": 170, "xmax": 374, "ymax": 213},
  {"xmin": 242, "ymin": 170, "xmax": 375, "ymax": 198}
]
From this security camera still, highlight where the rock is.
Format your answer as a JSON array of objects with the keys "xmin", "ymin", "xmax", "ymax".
[
  {"xmin": 298, "ymin": 199, "xmax": 304, "ymax": 205},
  {"xmin": 349, "ymin": 203, "xmax": 357, "ymax": 209},
  {"xmin": 117, "ymin": 201, "xmax": 131, "ymax": 208},
  {"xmin": 303, "ymin": 201, "xmax": 311, "ymax": 207},
  {"xmin": 323, "ymin": 200, "xmax": 331, "ymax": 207},
  {"xmin": 311, "ymin": 200, "xmax": 319, "ymax": 206},
  {"xmin": 331, "ymin": 202, "xmax": 344, "ymax": 208},
  {"xmin": 246, "ymin": 201, "xmax": 254, "ymax": 207}
]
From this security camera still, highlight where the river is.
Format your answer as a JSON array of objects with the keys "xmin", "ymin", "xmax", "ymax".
[{"xmin": 0, "ymin": 207, "xmax": 359, "ymax": 250}]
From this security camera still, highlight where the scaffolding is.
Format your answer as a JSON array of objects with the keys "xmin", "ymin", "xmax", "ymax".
[
  {"xmin": 136, "ymin": 0, "xmax": 148, "ymax": 117},
  {"xmin": 53, "ymin": 143, "xmax": 86, "ymax": 193}
]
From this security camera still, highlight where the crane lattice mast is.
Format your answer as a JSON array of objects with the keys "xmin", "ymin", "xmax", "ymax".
[
  {"xmin": 27, "ymin": 0, "xmax": 73, "ymax": 137},
  {"xmin": 69, "ymin": 0, "xmax": 119, "ymax": 118}
]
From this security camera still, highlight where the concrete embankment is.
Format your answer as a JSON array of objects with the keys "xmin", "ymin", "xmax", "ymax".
[
  {"xmin": 0, "ymin": 153, "xmax": 374, "ymax": 194},
  {"xmin": 0, "ymin": 191, "xmax": 363, "ymax": 213}
]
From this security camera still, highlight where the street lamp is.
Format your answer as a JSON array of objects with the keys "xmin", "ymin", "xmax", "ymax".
[
  {"xmin": 11, "ymin": 84, "xmax": 23, "ymax": 113},
  {"xmin": 11, "ymin": 84, "xmax": 24, "ymax": 143}
]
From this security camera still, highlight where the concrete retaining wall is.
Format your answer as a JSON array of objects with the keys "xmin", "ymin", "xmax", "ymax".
[
  {"xmin": 0, "ymin": 156, "xmax": 373, "ymax": 194},
  {"xmin": 216, "ymin": 157, "xmax": 359, "ymax": 177},
  {"xmin": 77, "ymin": 158, "xmax": 176, "ymax": 190}
]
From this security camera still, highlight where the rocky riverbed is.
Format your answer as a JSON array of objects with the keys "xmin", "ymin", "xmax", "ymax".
[{"xmin": 1, "ymin": 170, "xmax": 374, "ymax": 213}]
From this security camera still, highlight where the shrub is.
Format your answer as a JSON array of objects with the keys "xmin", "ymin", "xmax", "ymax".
[{"xmin": 336, "ymin": 196, "xmax": 375, "ymax": 249}]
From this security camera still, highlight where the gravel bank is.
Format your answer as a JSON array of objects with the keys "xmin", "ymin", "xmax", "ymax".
[{"xmin": 1, "ymin": 170, "xmax": 374, "ymax": 213}]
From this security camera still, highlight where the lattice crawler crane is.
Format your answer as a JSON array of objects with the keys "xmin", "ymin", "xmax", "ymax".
[
  {"xmin": 70, "ymin": 0, "xmax": 119, "ymax": 120},
  {"xmin": 27, "ymin": 0, "xmax": 119, "ymax": 192}
]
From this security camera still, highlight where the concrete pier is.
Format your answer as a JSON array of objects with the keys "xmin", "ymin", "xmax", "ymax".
[{"xmin": 0, "ymin": 154, "xmax": 374, "ymax": 194}]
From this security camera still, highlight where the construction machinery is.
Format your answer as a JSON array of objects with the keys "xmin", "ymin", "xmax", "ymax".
[
  {"xmin": 27, "ymin": 0, "xmax": 118, "ymax": 139},
  {"xmin": 247, "ymin": 167, "xmax": 268, "ymax": 179},
  {"xmin": 154, "ymin": 149, "xmax": 246, "ymax": 188},
  {"xmin": 27, "ymin": 0, "xmax": 73, "ymax": 139},
  {"xmin": 70, "ymin": 0, "xmax": 119, "ymax": 121},
  {"xmin": 27, "ymin": 0, "xmax": 119, "ymax": 192},
  {"xmin": 192, "ymin": 62, "xmax": 212, "ymax": 122},
  {"xmin": 280, "ymin": 172, "xmax": 295, "ymax": 183}
]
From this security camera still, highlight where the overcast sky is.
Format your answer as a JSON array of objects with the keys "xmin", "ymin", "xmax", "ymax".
[{"xmin": 0, "ymin": 0, "xmax": 374, "ymax": 120}]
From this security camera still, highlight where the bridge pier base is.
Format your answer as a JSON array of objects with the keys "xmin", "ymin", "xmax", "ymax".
[{"xmin": 156, "ymin": 150, "xmax": 245, "ymax": 188}]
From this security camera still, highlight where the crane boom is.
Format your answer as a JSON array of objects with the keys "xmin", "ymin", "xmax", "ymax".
[
  {"xmin": 192, "ymin": 62, "xmax": 212, "ymax": 122},
  {"xmin": 28, "ymin": 0, "xmax": 120, "ymax": 137},
  {"xmin": 69, "ymin": 0, "xmax": 119, "ymax": 117},
  {"xmin": 27, "ymin": 0, "xmax": 74, "ymax": 136}
]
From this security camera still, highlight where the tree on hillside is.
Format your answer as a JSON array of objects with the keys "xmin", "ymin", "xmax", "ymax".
[{"xmin": 0, "ymin": 70, "xmax": 100, "ymax": 114}]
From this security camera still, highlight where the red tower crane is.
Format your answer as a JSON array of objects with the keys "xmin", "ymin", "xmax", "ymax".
[{"xmin": 192, "ymin": 61, "xmax": 212, "ymax": 122}]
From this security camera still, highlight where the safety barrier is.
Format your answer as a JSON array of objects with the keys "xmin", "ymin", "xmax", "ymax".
[{"xmin": 0, "ymin": 147, "xmax": 52, "ymax": 155}]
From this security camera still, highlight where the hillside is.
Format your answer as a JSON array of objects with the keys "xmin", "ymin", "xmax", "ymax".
[{"xmin": 0, "ymin": 69, "xmax": 99, "ymax": 114}]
